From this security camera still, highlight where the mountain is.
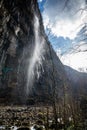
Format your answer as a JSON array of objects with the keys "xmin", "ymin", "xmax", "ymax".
[
  {"xmin": 0, "ymin": 0, "xmax": 67, "ymax": 105},
  {"xmin": 64, "ymin": 65, "xmax": 87, "ymax": 98}
]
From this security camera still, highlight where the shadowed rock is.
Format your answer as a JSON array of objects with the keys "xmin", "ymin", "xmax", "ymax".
[{"xmin": 0, "ymin": 0, "xmax": 68, "ymax": 105}]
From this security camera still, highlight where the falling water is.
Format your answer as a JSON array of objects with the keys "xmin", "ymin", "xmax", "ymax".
[{"xmin": 26, "ymin": 15, "xmax": 45, "ymax": 95}]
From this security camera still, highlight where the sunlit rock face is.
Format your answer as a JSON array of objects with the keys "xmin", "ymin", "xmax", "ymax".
[{"xmin": 0, "ymin": 0, "xmax": 67, "ymax": 104}]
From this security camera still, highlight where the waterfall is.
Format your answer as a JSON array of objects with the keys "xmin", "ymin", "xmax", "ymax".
[{"xmin": 26, "ymin": 15, "xmax": 45, "ymax": 95}]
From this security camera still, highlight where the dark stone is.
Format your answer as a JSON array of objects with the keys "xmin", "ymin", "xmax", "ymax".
[{"xmin": 0, "ymin": 0, "xmax": 67, "ymax": 104}]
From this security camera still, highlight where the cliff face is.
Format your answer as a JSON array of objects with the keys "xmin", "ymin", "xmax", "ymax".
[
  {"xmin": 64, "ymin": 65, "xmax": 87, "ymax": 98},
  {"xmin": 0, "ymin": 0, "xmax": 67, "ymax": 104}
]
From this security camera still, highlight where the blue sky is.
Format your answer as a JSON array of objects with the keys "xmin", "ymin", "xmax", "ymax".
[{"xmin": 38, "ymin": 0, "xmax": 87, "ymax": 72}]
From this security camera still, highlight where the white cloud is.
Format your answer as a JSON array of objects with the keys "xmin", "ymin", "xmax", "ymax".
[
  {"xmin": 48, "ymin": 18, "xmax": 83, "ymax": 39},
  {"xmin": 42, "ymin": 0, "xmax": 87, "ymax": 39},
  {"xmin": 61, "ymin": 51, "xmax": 87, "ymax": 72},
  {"xmin": 38, "ymin": 0, "xmax": 43, "ymax": 3},
  {"xmin": 58, "ymin": 43, "xmax": 87, "ymax": 72}
]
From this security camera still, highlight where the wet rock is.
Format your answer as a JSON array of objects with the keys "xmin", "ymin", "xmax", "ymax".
[{"xmin": 0, "ymin": 0, "xmax": 68, "ymax": 104}]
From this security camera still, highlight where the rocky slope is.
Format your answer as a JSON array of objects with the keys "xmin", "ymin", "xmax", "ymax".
[
  {"xmin": 64, "ymin": 65, "xmax": 87, "ymax": 98},
  {"xmin": 0, "ymin": 0, "xmax": 67, "ymax": 105}
]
